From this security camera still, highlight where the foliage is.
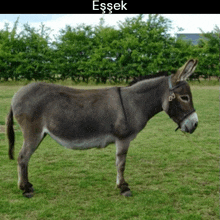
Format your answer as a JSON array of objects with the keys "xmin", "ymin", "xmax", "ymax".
[
  {"xmin": 0, "ymin": 15, "xmax": 219, "ymax": 82},
  {"xmin": 52, "ymin": 24, "xmax": 95, "ymax": 82},
  {"xmin": 0, "ymin": 18, "xmax": 52, "ymax": 81},
  {"xmin": 195, "ymin": 25, "xmax": 220, "ymax": 79}
]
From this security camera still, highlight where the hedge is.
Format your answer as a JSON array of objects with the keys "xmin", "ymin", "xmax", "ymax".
[{"xmin": 0, "ymin": 15, "xmax": 219, "ymax": 83}]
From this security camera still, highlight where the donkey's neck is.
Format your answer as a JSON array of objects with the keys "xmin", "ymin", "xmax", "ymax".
[
  {"xmin": 129, "ymin": 76, "xmax": 166, "ymax": 94},
  {"xmin": 122, "ymin": 76, "xmax": 167, "ymax": 122}
]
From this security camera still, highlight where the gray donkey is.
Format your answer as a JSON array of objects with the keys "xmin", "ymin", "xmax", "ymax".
[{"xmin": 7, "ymin": 59, "xmax": 198, "ymax": 198}]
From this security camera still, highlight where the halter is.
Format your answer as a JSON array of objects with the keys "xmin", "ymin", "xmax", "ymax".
[
  {"xmin": 118, "ymin": 87, "xmax": 127, "ymax": 122},
  {"xmin": 167, "ymin": 75, "xmax": 196, "ymax": 131},
  {"xmin": 168, "ymin": 75, "xmax": 187, "ymax": 102}
]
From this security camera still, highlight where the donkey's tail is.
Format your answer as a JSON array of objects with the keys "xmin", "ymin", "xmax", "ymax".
[{"xmin": 6, "ymin": 106, "xmax": 15, "ymax": 160}]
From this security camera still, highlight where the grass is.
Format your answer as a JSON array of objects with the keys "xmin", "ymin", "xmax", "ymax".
[{"xmin": 0, "ymin": 82, "xmax": 219, "ymax": 219}]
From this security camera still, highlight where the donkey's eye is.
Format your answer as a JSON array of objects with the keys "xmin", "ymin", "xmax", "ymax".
[{"xmin": 180, "ymin": 95, "xmax": 189, "ymax": 102}]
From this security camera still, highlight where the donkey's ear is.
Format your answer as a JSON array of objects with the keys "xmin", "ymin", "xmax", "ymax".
[{"xmin": 174, "ymin": 59, "xmax": 198, "ymax": 82}]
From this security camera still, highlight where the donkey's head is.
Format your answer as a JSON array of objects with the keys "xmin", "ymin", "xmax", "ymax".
[{"xmin": 162, "ymin": 59, "xmax": 198, "ymax": 134}]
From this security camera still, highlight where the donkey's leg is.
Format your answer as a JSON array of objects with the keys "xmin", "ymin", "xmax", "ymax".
[
  {"xmin": 115, "ymin": 138, "xmax": 131, "ymax": 197},
  {"xmin": 18, "ymin": 133, "xmax": 45, "ymax": 198}
]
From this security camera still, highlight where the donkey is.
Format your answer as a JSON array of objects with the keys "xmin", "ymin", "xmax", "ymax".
[{"xmin": 7, "ymin": 59, "xmax": 198, "ymax": 198}]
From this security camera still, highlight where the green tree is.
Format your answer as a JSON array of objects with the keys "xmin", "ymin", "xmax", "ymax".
[
  {"xmin": 1, "ymin": 15, "xmax": 218, "ymax": 83},
  {"xmin": 0, "ymin": 18, "xmax": 22, "ymax": 81},
  {"xmin": 16, "ymin": 23, "xmax": 53, "ymax": 80},
  {"xmin": 115, "ymin": 14, "xmax": 175, "ymax": 80},
  {"xmin": 82, "ymin": 18, "xmax": 121, "ymax": 83},
  {"xmin": 0, "ymin": 18, "xmax": 53, "ymax": 81},
  {"xmin": 195, "ymin": 26, "xmax": 220, "ymax": 79},
  {"xmin": 54, "ymin": 24, "xmax": 94, "ymax": 82}
]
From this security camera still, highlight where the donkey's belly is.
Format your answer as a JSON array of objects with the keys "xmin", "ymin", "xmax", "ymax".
[{"xmin": 43, "ymin": 128, "xmax": 115, "ymax": 149}]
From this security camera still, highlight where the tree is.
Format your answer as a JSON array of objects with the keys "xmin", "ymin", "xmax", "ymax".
[
  {"xmin": 0, "ymin": 18, "xmax": 24, "ymax": 81},
  {"xmin": 195, "ymin": 26, "xmax": 220, "ymax": 79},
  {"xmin": 0, "ymin": 15, "xmax": 218, "ymax": 83},
  {"xmin": 0, "ymin": 18, "xmax": 53, "ymax": 81},
  {"xmin": 53, "ymin": 24, "xmax": 94, "ymax": 81},
  {"xmin": 83, "ymin": 20, "xmax": 121, "ymax": 83},
  {"xmin": 115, "ymin": 14, "xmax": 175, "ymax": 79},
  {"xmin": 16, "ymin": 23, "xmax": 53, "ymax": 80}
]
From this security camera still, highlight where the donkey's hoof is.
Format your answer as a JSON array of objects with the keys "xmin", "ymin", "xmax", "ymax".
[
  {"xmin": 121, "ymin": 190, "xmax": 132, "ymax": 197},
  {"xmin": 23, "ymin": 191, "xmax": 34, "ymax": 198},
  {"xmin": 29, "ymin": 186, "xmax": 34, "ymax": 192},
  {"xmin": 22, "ymin": 186, "xmax": 34, "ymax": 198}
]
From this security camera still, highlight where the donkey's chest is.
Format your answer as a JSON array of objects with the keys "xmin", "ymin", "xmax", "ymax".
[{"xmin": 43, "ymin": 128, "xmax": 115, "ymax": 149}]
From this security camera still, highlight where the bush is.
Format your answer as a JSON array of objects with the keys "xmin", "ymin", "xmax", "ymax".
[{"xmin": 0, "ymin": 15, "xmax": 219, "ymax": 82}]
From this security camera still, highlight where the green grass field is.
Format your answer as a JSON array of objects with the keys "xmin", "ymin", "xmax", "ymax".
[{"xmin": 0, "ymin": 82, "xmax": 219, "ymax": 220}]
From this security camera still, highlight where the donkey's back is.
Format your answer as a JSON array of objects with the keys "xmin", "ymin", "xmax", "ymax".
[{"xmin": 12, "ymin": 82, "xmax": 116, "ymax": 117}]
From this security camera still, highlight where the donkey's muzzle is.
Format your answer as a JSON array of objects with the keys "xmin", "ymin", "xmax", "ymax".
[{"xmin": 180, "ymin": 112, "xmax": 198, "ymax": 134}]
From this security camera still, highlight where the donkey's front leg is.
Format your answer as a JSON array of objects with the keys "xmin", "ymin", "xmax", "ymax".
[{"xmin": 115, "ymin": 138, "xmax": 131, "ymax": 197}]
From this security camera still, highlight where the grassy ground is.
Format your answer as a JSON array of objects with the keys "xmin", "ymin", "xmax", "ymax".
[{"xmin": 0, "ymin": 82, "xmax": 219, "ymax": 219}]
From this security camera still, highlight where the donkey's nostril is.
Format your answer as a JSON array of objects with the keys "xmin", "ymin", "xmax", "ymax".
[{"xmin": 194, "ymin": 122, "xmax": 198, "ymax": 128}]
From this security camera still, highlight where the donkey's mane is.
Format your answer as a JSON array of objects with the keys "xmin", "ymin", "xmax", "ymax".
[{"xmin": 128, "ymin": 71, "xmax": 175, "ymax": 87}]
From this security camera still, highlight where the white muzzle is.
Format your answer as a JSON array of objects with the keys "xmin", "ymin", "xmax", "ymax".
[{"xmin": 180, "ymin": 112, "xmax": 198, "ymax": 134}]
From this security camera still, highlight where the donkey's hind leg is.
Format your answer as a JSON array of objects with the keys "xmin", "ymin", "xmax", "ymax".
[{"xmin": 18, "ymin": 133, "xmax": 45, "ymax": 198}]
